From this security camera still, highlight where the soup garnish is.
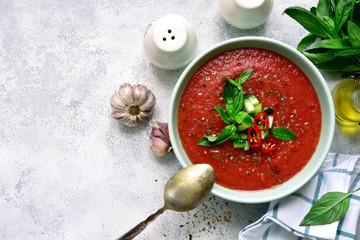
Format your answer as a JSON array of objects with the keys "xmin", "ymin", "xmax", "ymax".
[{"xmin": 198, "ymin": 70, "xmax": 297, "ymax": 153}]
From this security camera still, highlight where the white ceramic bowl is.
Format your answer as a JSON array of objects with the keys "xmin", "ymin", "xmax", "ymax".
[{"xmin": 168, "ymin": 37, "xmax": 335, "ymax": 203}]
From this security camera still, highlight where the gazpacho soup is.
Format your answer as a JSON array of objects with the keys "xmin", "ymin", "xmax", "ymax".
[{"xmin": 177, "ymin": 48, "xmax": 321, "ymax": 191}]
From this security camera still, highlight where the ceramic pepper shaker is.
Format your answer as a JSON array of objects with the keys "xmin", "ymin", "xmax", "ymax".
[
  {"xmin": 219, "ymin": 0, "xmax": 274, "ymax": 29},
  {"xmin": 143, "ymin": 14, "xmax": 198, "ymax": 70}
]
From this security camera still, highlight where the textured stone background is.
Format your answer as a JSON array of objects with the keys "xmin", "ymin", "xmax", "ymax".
[{"xmin": 1, "ymin": 0, "xmax": 359, "ymax": 239}]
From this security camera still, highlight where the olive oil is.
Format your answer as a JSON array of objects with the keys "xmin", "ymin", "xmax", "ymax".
[{"xmin": 332, "ymin": 78, "xmax": 360, "ymax": 125}]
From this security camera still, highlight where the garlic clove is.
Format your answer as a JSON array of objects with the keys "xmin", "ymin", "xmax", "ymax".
[
  {"xmin": 123, "ymin": 114, "xmax": 140, "ymax": 127},
  {"xmin": 132, "ymin": 84, "xmax": 148, "ymax": 104},
  {"xmin": 140, "ymin": 90, "xmax": 156, "ymax": 112},
  {"xmin": 117, "ymin": 83, "xmax": 134, "ymax": 105},
  {"xmin": 110, "ymin": 91, "xmax": 127, "ymax": 111},
  {"xmin": 112, "ymin": 111, "xmax": 127, "ymax": 120},
  {"xmin": 149, "ymin": 120, "xmax": 172, "ymax": 157},
  {"xmin": 156, "ymin": 121, "xmax": 170, "ymax": 140},
  {"xmin": 150, "ymin": 134, "xmax": 171, "ymax": 156}
]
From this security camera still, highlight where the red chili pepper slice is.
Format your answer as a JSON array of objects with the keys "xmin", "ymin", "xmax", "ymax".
[
  {"xmin": 254, "ymin": 111, "xmax": 269, "ymax": 132},
  {"xmin": 261, "ymin": 136, "xmax": 278, "ymax": 153},
  {"xmin": 247, "ymin": 127, "xmax": 261, "ymax": 147}
]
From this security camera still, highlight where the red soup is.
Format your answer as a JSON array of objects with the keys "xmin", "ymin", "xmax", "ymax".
[{"xmin": 177, "ymin": 48, "xmax": 321, "ymax": 191}]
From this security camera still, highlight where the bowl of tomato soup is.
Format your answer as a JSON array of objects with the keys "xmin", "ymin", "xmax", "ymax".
[{"xmin": 168, "ymin": 37, "xmax": 335, "ymax": 203}]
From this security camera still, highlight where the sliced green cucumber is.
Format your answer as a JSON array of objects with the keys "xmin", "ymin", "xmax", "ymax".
[
  {"xmin": 253, "ymin": 103, "xmax": 263, "ymax": 115},
  {"xmin": 248, "ymin": 95, "xmax": 260, "ymax": 106},
  {"xmin": 230, "ymin": 133, "xmax": 240, "ymax": 142},
  {"xmin": 243, "ymin": 141, "xmax": 250, "ymax": 151},
  {"xmin": 244, "ymin": 98, "xmax": 255, "ymax": 113},
  {"xmin": 261, "ymin": 130, "xmax": 270, "ymax": 139},
  {"xmin": 264, "ymin": 107, "xmax": 274, "ymax": 115},
  {"xmin": 239, "ymin": 132, "xmax": 248, "ymax": 140},
  {"xmin": 233, "ymin": 139, "xmax": 247, "ymax": 148},
  {"xmin": 268, "ymin": 115, "xmax": 274, "ymax": 129}
]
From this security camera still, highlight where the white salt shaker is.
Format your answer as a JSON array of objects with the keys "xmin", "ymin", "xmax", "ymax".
[
  {"xmin": 219, "ymin": 0, "xmax": 274, "ymax": 29},
  {"xmin": 143, "ymin": 14, "xmax": 198, "ymax": 70}
]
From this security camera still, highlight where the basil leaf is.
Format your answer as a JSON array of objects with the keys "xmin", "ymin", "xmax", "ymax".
[
  {"xmin": 238, "ymin": 69, "xmax": 254, "ymax": 85},
  {"xmin": 347, "ymin": 20, "xmax": 360, "ymax": 47},
  {"xmin": 234, "ymin": 111, "xmax": 254, "ymax": 126},
  {"xmin": 317, "ymin": 0, "xmax": 333, "ymax": 18},
  {"xmin": 314, "ymin": 38, "xmax": 353, "ymax": 49},
  {"xmin": 316, "ymin": 57, "xmax": 360, "ymax": 71},
  {"xmin": 310, "ymin": 6, "xmax": 317, "ymax": 15},
  {"xmin": 334, "ymin": 0, "xmax": 355, "ymax": 33},
  {"xmin": 335, "ymin": 49, "xmax": 360, "ymax": 57},
  {"xmin": 222, "ymin": 74, "xmax": 238, "ymax": 88},
  {"xmin": 271, "ymin": 128, "xmax": 297, "ymax": 140},
  {"xmin": 215, "ymin": 106, "xmax": 232, "ymax": 124},
  {"xmin": 283, "ymin": 7, "xmax": 331, "ymax": 38},
  {"xmin": 322, "ymin": 16, "xmax": 336, "ymax": 34},
  {"xmin": 197, "ymin": 125, "xmax": 236, "ymax": 147},
  {"xmin": 224, "ymin": 82, "xmax": 243, "ymax": 118},
  {"xmin": 303, "ymin": 49, "xmax": 338, "ymax": 64},
  {"xmin": 300, "ymin": 192, "xmax": 350, "ymax": 226},
  {"xmin": 297, "ymin": 33, "xmax": 318, "ymax": 51},
  {"xmin": 353, "ymin": 3, "xmax": 360, "ymax": 26}
]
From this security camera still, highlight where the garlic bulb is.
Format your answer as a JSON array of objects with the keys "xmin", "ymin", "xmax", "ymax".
[
  {"xmin": 110, "ymin": 83, "xmax": 156, "ymax": 126},
  {"xmin": 150, "ymin": 120, "xmax": 172, "ymax": 157}
]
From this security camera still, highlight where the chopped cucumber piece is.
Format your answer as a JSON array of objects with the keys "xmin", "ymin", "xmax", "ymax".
[
  {"xmin": 239, "ymin": 132, "xmax": 248, "ymax": 140},
  {"xmin": 253, "ymin": 103, "xmax": 263, "ymax": 115},
  {"xmin": 248, "ymin": 95, "xmax": 259, "ymax": 105},
  {"xmin": 233, "ymin": 139, "xmax": 247, "ymax": 148},
  {"xmin": 230, "ymin": 133, "xmax": 240, "ymax": 142},
  {"xmin": 248, "ymin": 95, "xmax": 260, "ymax": 106},
  {"xmin": 268, "ymin": 115, "xmax": 274, "ymax": 129},
  {"xmin": 261, "ymin": 130, "xmax": 270, "ymax": 139},
  {"xmin": 243, "ymin": 141, "xmax": 250, "ymax": 151},
  {"xmin": 264, "ymin": 107, "xmax": 274, "ymax": 115},
  {"xmin": 237, "ymin": 124, "xmax": 251, "ymax": 132},
  {"xmin": 244, "ymin": 98, "xmax": 255, "ymax": 113}
]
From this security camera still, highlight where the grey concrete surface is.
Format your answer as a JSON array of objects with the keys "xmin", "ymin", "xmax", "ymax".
[{"xmin": 1, "ymin": 0, "xmax": 359, "ymax": 239}]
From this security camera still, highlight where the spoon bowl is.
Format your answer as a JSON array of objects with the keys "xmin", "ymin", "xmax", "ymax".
[
  {"xmin": 164, "ymin": 163, "xmax": 216, "ymax": 212},
  {"xmin": 117, "ymin": 164, "xmax": 215, "ymax": 240}
]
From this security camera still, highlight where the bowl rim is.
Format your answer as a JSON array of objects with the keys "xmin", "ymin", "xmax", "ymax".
[{"xmin": 169, "ymin": 36, "xmax": 335, "ymax": 203}]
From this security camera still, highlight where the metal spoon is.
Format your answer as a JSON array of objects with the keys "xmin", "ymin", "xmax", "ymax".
[{"xmin": 117, "ymin": 164, "xmax": 216, "ymax": 240}]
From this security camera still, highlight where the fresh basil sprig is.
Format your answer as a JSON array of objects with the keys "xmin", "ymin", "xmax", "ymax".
[
  {"xmin": 284, "ymin": 0, "xmax": 360, "ymax": 74},
  {"xmin": 198, "ymin": 70, "xmax": 252, "ymax": 146},
  {"xmin": 300, "ymin": 187, "xmax": 360, "ymax": 226},
  {"xmin": 222, "ymin": 69, "xmax": 254, "ymax": 89}
]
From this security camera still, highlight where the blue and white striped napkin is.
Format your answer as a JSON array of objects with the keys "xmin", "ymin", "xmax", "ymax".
[{"xmin": 239, "ymin": 153, "xmax": 360, "ymax": 240}]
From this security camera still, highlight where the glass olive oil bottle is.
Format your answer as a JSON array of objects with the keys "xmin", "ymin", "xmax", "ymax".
[{"xmin": 332, "ymin": 74, "xmax": 360, "ymax": 125}]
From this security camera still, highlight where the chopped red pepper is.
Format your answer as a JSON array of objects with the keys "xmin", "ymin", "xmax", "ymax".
[
  {"xmin": 248, "ymin": 127, "xmax": 261, "ymax": 147},
  {"xmin": 261, "ymin": 136, "xmax": 278, "ymax": 153},
  {"xmin": 254, "ymin": 111, "xmax": 269, "ymax": 132}
]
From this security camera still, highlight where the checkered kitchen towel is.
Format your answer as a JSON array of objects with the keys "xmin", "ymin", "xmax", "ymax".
[{"xmin": 239, "ymin": 153, "xmax": 360, "ymax": 240}]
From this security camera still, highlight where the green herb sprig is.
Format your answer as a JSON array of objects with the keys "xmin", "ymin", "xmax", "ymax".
[
  {"xmin": 300, "ymin": 187, "xmax": 360, "ymax": 226},
  {"xmin": 283, "ymin": 0, "xmax": 360, "ymax": 74}
]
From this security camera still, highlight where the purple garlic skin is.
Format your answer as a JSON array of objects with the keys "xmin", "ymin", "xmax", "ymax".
[
  {"xmin": 150, "ymin": 120, "xmax": 172, "ymax": 157},
  {"xmin": 110, "ymin": 83, "xmax": 156, "ymax": 127}
]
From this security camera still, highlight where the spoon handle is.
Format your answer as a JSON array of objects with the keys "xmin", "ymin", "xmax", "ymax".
[{"xmin": 117, "ymin": 207, "xmax": 166, "ymax": 240}]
